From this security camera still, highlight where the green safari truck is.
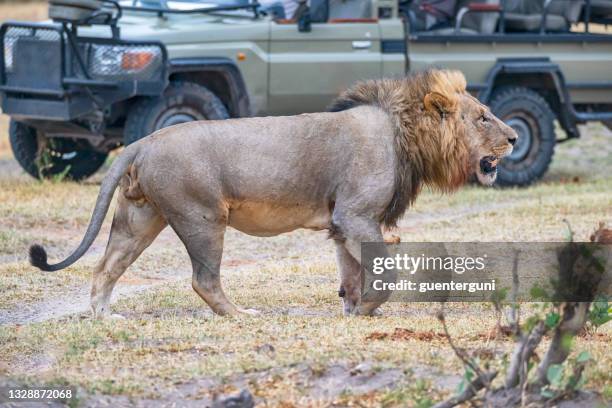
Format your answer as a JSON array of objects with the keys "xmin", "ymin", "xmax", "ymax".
[{"xmin": 1, "ymin": 0, "xmax": 611, "ymax": 185}]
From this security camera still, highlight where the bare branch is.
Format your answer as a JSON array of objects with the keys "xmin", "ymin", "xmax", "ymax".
[
  {"xmin": 506, "ymin": 249, "xmax": 521, "ymax": 332},
  {"xmin": 437, "ymin": 311, "xmax": 487, "ymax": 383},
  {"xmin": 519, "ymin": 321, "xmax": 547, "ymax": 389},
  {"xmin": 432, "ymin": 371, "xmax": 498, "ymax": 408},
  {"xmin": 504, "ymin": 319, "xmax": 547, "ymax": 391},
  {"xmin": 535, "ymin": 302, "xmax": 590, "ymax": 386}
]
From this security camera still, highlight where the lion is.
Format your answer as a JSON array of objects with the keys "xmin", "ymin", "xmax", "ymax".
[{"xmin": 29, "ymin": 69, "xmax": 517, "ymax": 318}]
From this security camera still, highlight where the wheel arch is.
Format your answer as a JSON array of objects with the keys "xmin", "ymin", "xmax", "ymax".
[
  {"xmin": 478, "ymin": 58, "xmax": 579, "ymax": 139},
  {"xmin": 168, "ymin": 58, "xmax": 251, "ymax": 118}
]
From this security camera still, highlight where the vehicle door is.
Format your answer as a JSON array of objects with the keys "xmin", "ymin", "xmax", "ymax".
[{"xmin": 267, "ymin": 0, "xmax": 382, "ymax": 115}]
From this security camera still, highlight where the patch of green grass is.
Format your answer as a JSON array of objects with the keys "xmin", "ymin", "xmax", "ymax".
[
  {"xmin": 380, "ymin": 379, "xmax": 435, "ymax": 408},
  {"xmin": 603, "ymin": 384, "xmax": 612, "ymax": 401},
  {"xmin": 0, "ymin": 229, "xmax": 29, "ymax": 254}
]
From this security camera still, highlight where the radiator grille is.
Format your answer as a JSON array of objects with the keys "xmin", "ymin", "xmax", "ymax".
[{"xmin": 4, "ymin": 26, "xmax": 62, "ymax": 73}]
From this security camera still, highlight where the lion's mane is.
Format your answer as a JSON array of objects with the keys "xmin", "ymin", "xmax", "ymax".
[{"xmin": 329, "ymin": 69, "xmax": 471, "ymax": 228}]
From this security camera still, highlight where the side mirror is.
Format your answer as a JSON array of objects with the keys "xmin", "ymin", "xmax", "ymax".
[{"xmin": 297, "ymin": 8, "xmax": 312, "ymax": 32}]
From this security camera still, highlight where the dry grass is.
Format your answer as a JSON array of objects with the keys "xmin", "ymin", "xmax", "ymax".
[
  {"xmin": 0, "ymin": 115, "xmax": 11, "ymax": 159},
  {"xmin": 1, "ymin": 97, "xmax": 611, "ymax": 405},
  {"xmin": 0, "ymin": 123, "xmax": 610, "ymax": 406},
  {"xmin": 0, "ymin": 2, "xmax": 610, "ymax": 404},
  {"xmin": 0, "ymin": 1, "xmax": 47, "ymax": 23},
  {"xmin": 0, "ymin": 2, "xmax": 43, "ymax": 154}
]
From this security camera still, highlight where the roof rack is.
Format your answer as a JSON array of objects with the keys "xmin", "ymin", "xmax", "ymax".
[{"xmin": 121, "ymin": 1, "xmax": 262, "ymax": 18}]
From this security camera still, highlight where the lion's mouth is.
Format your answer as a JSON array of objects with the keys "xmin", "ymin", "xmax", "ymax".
[
  {"xmin": 476, "ymin": 155, "xmax": 499, "ymax": 185},
  {"xmin": 479, "ymin": 155, "xmax": 499, "ymax": 175}
]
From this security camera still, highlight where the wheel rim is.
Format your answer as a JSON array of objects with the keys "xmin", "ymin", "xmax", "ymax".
[
  {"xmin": 44, "ymin": 139, "xmax": 80, "ymax": 162},
  {"xmin": 35, "ymin": 137, "xmax": 106, "ymax": 179},
  {"xmin": 155, "ymin": 106, "xmax": 204, "ymax": 131},
  {"xmin": 505, "ymin": 117, "xmax": 532, "ymax": 162},
  {"xmin": 158, "ymin": 113, "xmax": 198, "ymax": 128}
]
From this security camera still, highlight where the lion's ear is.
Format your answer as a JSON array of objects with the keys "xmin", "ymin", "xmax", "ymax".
[{"xmin": 424, "ymin": 92, "xmax": 455, "ymax": 118}]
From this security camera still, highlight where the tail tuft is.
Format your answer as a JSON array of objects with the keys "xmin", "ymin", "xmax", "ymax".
[{"xmin": 30, "ymin": 244, "xmax": 52, "ymax": 271}]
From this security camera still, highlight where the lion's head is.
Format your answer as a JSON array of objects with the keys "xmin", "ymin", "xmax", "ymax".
[
  {"xmin": 329, "ymin": 69, "xmax": 518, "ymax": 227},
  {"xmin": 420, "ymin": 70, "xmax": 518, "ymax": 187}
]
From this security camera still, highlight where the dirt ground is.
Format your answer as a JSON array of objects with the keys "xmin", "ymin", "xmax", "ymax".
[{"xmin": 0, "ymin": 2, "xmax": 611, "ymax": 407}]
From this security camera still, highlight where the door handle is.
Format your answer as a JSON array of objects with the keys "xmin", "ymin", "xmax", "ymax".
[{"xmin": 352, "ymin": 40, "xmax": 372, "ymax": 50}]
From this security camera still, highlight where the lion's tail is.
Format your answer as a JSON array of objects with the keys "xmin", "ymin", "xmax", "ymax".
[{"xmin": 29, "ymin": 143, "xmax": 142, "ymax": 272}]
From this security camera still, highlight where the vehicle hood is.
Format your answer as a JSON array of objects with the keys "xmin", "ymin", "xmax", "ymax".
[{"xmin": 78, "ymin": 12, "xmax": 270, "ymax": 43}]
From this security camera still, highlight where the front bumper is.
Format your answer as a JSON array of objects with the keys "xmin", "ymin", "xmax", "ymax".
[{"xmin": 0, "ymin": 21, "xmax": 168, "ymax": 121}]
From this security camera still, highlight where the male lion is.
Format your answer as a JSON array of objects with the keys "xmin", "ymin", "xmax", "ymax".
[{"xmin": 29, "ymin": 69, "xmax": 517, "ymax": 318}]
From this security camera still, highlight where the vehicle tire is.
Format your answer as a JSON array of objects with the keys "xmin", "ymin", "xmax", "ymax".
[
  {"xmin": 9, "ymin": 120, "xmax": 108, "ymax": 181},
  {"xmin": 489, "ymin": 87, "xmax": 556, "ymax": 186},
  {"xmin": 124, "ymin": 81, "xmax": 229, "ymax": 145}
]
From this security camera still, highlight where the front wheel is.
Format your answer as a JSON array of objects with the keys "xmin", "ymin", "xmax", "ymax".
[
  {"xmin": 123, "ymin": 81, "xmax": 229, "ymax": 145},
  {"xmin": 9, "ymin": 120, "xmax": 108, "ymax": 181},
  {"xmin": 489, "ymin": 87, "xmax": 556, "ymax": 186}
]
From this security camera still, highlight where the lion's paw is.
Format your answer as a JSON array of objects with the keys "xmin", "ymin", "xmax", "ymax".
[
  {"xmin": 238, "ymin": 308, "xmax": 261, "ymax": 316},
  {"xmin": 354, "ymin": 305, "xmax": 383, "ymax": 317}
]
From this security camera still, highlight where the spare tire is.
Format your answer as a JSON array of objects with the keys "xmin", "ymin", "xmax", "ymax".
[{"xmin": 49, "ymin": 0, "xmax": 102, "ymax": 22}]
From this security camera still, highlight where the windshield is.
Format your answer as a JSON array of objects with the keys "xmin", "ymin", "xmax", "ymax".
[{"xmin": 120, "ymin": 0, "xmax": 250, "ymax": 10}]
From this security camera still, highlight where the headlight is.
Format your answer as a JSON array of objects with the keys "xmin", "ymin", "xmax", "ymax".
[
  {"xmin": 90, "ymin": 45, "xmax": 162, "ymax": 79},
  {"xmin": 3, "ymin": 39, "xmax": 14, "ymax": 73}
]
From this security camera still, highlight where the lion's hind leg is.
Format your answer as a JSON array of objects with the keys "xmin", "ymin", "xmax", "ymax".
[
  {"xmin": 90, "ymin": 193, "xmax": 166, "ymax": 319},
  {"xmin": 170, "ymin": 216, "xmax": 256, "ymax": 316}
]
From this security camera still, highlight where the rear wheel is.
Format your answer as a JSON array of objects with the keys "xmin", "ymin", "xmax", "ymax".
[
  {"xmin": 124, "ymin": 81, "xmax": 229, "ymax": 145},
  {"xmin": 9, "ymin": 120, "xmax": 108, "ymax": 181},
  {"xmin": 489, "ymin": 87, "xmax": 556, "ymax": 186}
]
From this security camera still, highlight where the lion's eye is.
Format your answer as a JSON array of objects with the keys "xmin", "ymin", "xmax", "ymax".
[{"xmin": 479, "ymin": 115, "xmax": 489, "ymax": 123}]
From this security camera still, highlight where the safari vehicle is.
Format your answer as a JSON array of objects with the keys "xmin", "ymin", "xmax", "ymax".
[{"xmin": 1, "ymin": 0, "xmax": 612, "ymax": 185}]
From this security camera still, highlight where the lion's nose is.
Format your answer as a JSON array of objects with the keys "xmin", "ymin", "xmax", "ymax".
[{"xmin": 508, "ymin": 135, "xmax": 517, "ymax": 146}]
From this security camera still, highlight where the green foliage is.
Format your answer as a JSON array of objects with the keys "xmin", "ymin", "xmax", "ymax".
[
  {"xmin": 540, "ymin": 351, "xmax": 591, "ymax": 400},
  {"xmin": 51, "ymin": 165, "xmax": 72, "ymax": 183},
  {"xmin": 546, "ymin": 364, "xmax": 564, "ymax": 386},
  {"xmin": 522, "ymin": 315, "xmax": 541, "ymax": 333},
  {"xmin": 576, "ymin": 351, "xmax": 591, "ymax": 363},
  {"xmin": 490, "ymin": 286, "xmax": 508, "ymax": 306},
  {"xmin": 456, "ymin": 365, "xmax": 475, "ymax": 395},
  {"xmin": 34, "ymin": 139, "xmax": 72, "ymax": 182},
  {"xmin": 603, "ymin": 384, "xmax": 612, "ymax": 400},
  {"xmin": 412, "ymin": 379, "xmax": 434, "ymax": 408},
  {"xmin": 544, "ymin": 311, "xmax": 560, "ymax": 329},
  {"xmin": 560, "ymin": 333, "xmax": 574, "ymax": 352},
  {"xmin": 529, "ymin": 285, "xmax": 550, "ymax": 301},
  {"xmin": 587, "ymin": 296, "xmax": 612, "ymax": 332}
]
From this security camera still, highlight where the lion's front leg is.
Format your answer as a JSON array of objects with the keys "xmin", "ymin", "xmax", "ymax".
[
  {"xmin": 331, "ymin": 213, "xmax": 395, "ymax": 316},
  {"xmin": 334, "ymin": 241, "xmax": 362, "ymax": 315}
]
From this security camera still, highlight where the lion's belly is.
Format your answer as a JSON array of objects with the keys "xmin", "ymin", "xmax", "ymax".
[{"xmin": 227, "ymin": 201, "xmax": 331, "ymax": 237}]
